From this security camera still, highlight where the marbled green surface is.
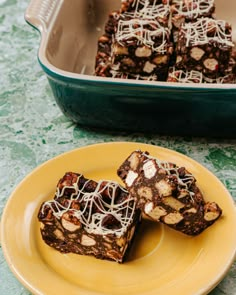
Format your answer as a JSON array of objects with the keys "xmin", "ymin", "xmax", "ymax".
[{"xmin": 0, "ymin": 0, "xmax": 236, "ymax": 294}]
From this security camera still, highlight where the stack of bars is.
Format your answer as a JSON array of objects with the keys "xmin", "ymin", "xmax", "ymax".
[{"xmin": 94, "ymin": 0, "xmax": 236, "ymax": 83}]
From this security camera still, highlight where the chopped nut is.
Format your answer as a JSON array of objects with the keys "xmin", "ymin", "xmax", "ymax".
[
  {"xmin": 62, "ymin": 212, "xmax": 81, "ymax": 232},
  {"xmin": 113, "ymin": 44, "xmax": 129, "ymax": 55},
  {"xmin": 137, "ymin": 186, "xmax": 153, "ymax": 200},
  {"xmin": 81, "ymin": 234, "xmax": 96, "ymax": 246},
  {"xmin": 122, "ymin": 57, "xmax": 136, "ymax": 67},
  {"xmin": 128, "ymin": 152, "xmax": 140, "ymax": 171},
  {"xmin": 184, "ymin": 207, "xmax": 197, "ymax": 214},
  {"xmin": 62, "ymin": 218, "xmax": 81, "ymax": 232},
  {"xmin": 152, "ymin": 55, "xmax": 168, "ymax": 65},
  {"xmin": 68, "ymin": 233, "xmax": 77, "ymax": 239},
  {"xmin": 135, "ymin": 46, "xmax": 152, "ymax": 57},
  {"xmin": 143, "ymin": 61, "xmax": 156, "ymax": 73},
  {"xmin": 155, "ymin": 179, "xmax": 173, "ymax": 197},
  {"xmin": 204, "ymin": 211, "xmax": 220, "ymax": 221},
  {"xmin": 176, "ymin": 55, "xmax": 182, "ymax": 63},
  {"xmin": 116, "ymin": 237, "xmax": 126, "ymax": 248},
  {"xmin": 204, "ymin": 202, "xmax": 221, "ymax": 221},
  {"xmin": 107, "ymin": 250, "xmax": 121, "ymax": 261},
  {"xmin": 40, "ymin": 223, "xmax": 45, "ymax": 230},
  {"xmin": 203, "ymin": 58, "xmax": 218, "ymax": 71},
  {"xmin": 145, "ymin": 203, "xmax": 167, "ymax": 221},
  {"xmin": 104, "ymin": 242, "xmax": 112, "ymax": 250},
  {"xmin": 158, "ymin": 168, "xmax": 167, "ymax": 175},
  {"xmin": 54, "ymin": 229, "xmax": 65, "ymax": 240},
  {"xmin": 190, "ymin": 47, "xmax": 205, "ymax": 61},
  {"xmin": 98, "ymin": 35, "xmax": 109, "ymax": 43},
  {"xmin": 163, "ymin": 212, "xmax": 183, "ymax": 224},
  {"xmin": 103, "ymin": 236, "xmax": 113, "ymax": 243},
  {"xmin": 162, "ymin": 196, "xmax": 185, "ymax": 211}
]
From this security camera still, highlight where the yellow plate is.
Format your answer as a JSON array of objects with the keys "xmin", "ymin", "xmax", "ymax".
[{"xmin": 1, "ymin": 142, "xmax": 236, "ymax": 295}]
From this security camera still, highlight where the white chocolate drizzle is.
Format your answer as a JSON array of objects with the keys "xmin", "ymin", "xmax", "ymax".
[
  {"xmin": 168, "ymin": 68, "xmax": 236, "ymax": 84},
  {"xmin": 110, "ymin": 69, "xmax": 158, "ymax": 80},
  {"xmin": 171, "ymin": 0, "xmax": 215, "ymax": 19},
  {"xmin": 41, "ymin": 177, "xmax": 136, "ymax": 237},
  {"xmin": 142, "ymin": 152, "xmax": 196, "ymax": 199},
  {"xmin": 204, "ymin": 74, "xmax": 236, "ymax": 84},
  {"xmin": 123, "ymin": 0, "xmax": 171, "ymax": 12},
  {"xmin": 115, "ymin": 18, "xmax": 170, "ymax": 53},
  {"xmin": 168, "ymin": 68, "xmax": 203, "ymax": 83},
  {"xmin": 181, "ymin": 18, "xmax": 234, "ymax": 48},
  {"xmin": 125, "ymin": 3, "xmax": 170, "ymax": 21}
]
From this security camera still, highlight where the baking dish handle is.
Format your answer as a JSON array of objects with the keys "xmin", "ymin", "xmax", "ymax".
[{"xmin": 24, "ymin": 0, "xmax": 62, "ymax": 34}]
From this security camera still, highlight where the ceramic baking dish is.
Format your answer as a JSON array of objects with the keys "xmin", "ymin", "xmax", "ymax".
[{"xmin": 25, "ymin": 0, "xmax": 236, "ymax": 137}]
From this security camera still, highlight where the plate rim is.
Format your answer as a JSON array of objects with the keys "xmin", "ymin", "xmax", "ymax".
[{"xmin": 1, "ymin": 141, "xmax": 236, "ymax": 295}]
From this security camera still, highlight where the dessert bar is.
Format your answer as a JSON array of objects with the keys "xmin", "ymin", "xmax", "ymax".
[
  {"xmin": 175, "ymin": 17, "xmax": 234, "ymax": 78},
  {"xmin": 38, "ymin": 172, "xmax": 141, "ymax": 262},
  {"xmin": 95, "ymin": 3, "xmax": 173, "ymax": 80},
  {"xmin": 111, "ymin": 15, "xmax": 173, "ymax": 79},
  {"xmin": 117, "ymin": 150, "xmax": 222, "ymax": 236}
]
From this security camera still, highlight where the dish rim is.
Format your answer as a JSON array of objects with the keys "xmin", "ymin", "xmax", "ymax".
[
  {"xmin": 38, "ymin": 49, "xmax": 236, "ymax": 90},
  {"xmin": 25, "ymin": 9, "xmax": 236, "ymax": 90}
]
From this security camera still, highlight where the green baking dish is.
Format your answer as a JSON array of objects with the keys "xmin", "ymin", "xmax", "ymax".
[{"xmin": 25, "ymin": 0, "xmax": 236, "ymax": 137}]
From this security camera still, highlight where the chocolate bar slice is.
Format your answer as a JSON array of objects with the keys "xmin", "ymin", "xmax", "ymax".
[
  {"xmin": 117, "ymin": 150, "xmax": 222, "ymax": 236},
  {"xmin": 175, "ymin": 17, "xmax": 234, "ymax": 78},
  {"xmin": 95, "ymin": 5, "xmax": 173, "ymax": 80},
  {"xmin": 38, "ymin": 172, "xmax": 141, "ymax": 263},
  {"xmin": 111, "ymin": 16, "xmax": 173, "ymax": 79},
  {"xmin": 95, "ymin": 31, "xmax": 161, "ymax": 80}
]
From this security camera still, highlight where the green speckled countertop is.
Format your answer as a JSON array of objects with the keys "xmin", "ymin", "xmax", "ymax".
[{"xmin": 0, "ymin": 0, "xmax": 236, "ymax": 294}]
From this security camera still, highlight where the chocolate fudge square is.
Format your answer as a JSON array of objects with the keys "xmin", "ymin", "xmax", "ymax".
[
  {"xmin": 117, "ymin": 150, "xmax": 222, "ymax": 236},
  {"xmin": 38, "ymin": 172, "xmax": 141, "ymax": 263},
  {"xmin": 111, "ymin": 16, "xmax": 173, "ymax": 79},
  {"xmin": 175, "ymin": 17, "xmax": 234, "ymax": 78}
]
